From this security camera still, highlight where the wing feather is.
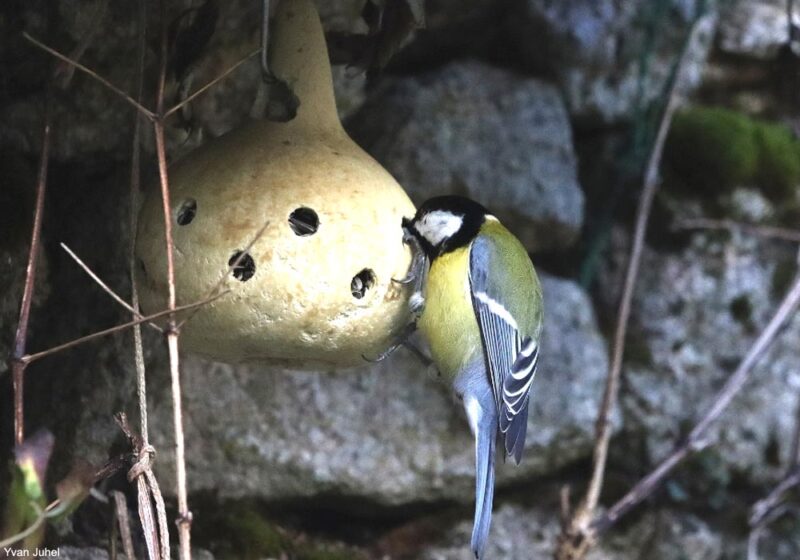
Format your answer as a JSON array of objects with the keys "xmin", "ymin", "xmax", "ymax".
[{"xmin": 469, "ymin": 236, "xmax": 539, "ymax": 463}]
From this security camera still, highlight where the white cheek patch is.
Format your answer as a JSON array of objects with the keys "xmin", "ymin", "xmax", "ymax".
[{"xmin": 415, "ymin": 210, "xmax": 463, "ymax": 246}]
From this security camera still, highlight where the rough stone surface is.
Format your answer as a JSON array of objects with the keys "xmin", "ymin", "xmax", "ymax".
[
  {"xmin": 349, "ymin": 60, "xmax": 584, "ymax": 252},
  {"xmin": 717, "ymin": 0, "xmax": 793, "ymax": 60},
  {"xmin": 599, "ymin": 225, "xmax": 800, "ymax": 485},
  {"xmin": 143, "ymin": 273, "xmax": 611, "ymax": 504},
  {"xmin": 421, "ymin": 504, "xmax": 722, "ymax": 560},
  {"xmin": 0, "ymin": 0, "xmax": 366, "ymax": 162},
  {"xmin": 508, "ymin": 0, "xmax": 717, "ymax": 122}
]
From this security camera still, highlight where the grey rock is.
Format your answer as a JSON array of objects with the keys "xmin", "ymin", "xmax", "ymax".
[
  {"xmin": 145, "ymin": 274, "xmax": 612, "ymax": 505},
  {"xmin": 421, "ymin": 504, "xmax": 721, "ymax": 560},
  {"xmin": 599, "ymin": 225, "xmax": 800, "ymax": 485},
  {"xmin": 717, "ymin": 0, "xmax": 793, "ymax": 60},
  {"xmin": 349, "ymin": 60, "xmax": 584, "ymax": 252},
  {"xmin": 508, "ymin": 0, "xmax": 717, "ymax": 122},
  {"xmin": 0, "ymin": 0, "xmax": 366, "ymax": 161}
]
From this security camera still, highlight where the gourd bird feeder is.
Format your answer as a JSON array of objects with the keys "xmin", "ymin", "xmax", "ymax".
[{"xmin": 135, "ymin": 0, "xmax": 416, "ymax": 367}]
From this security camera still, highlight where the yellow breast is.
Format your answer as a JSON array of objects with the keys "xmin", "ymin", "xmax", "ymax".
[{"xmin": 418, "ymin": 245, "xmax": 482, "ymax": 379}]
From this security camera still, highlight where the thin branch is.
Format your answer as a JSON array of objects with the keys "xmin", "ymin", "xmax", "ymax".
[
  {"xmin": 54, "ymin": 0, "xmax": 108, "ymax": 88},
  {"xmin": 560, "ymin": 20, "xmax": 697, "ymax": 554},
  {"xmin": 19, "ymin": 291, "xmax": 229, "ymax": 365},
  {"xmin": 60, "ymin": 243, "xmax": 162, "ymax": 333},
  {"xmin": 175, "ymin": 218, "xmax": 270, "ymax": 331},
  {"xmin": 746, "ymin": 320, "xmax": 800, "ymax": 557},
  {"xmin": 127, "ymin": 4, "xmax": 170, "ymax": 559},
  {"xmin": 23, "ymin": 33, "xmax": 156, "ymax": 121},
  {"xmin": 113, "ymin": 491, "xmax": 137, "ymax": 560},
  {"xmin": 790, "ymin": 394, "xmax": 800, "ymax": 468},
  {"xmin": 750, "ymin": 467, "xmax": 800, "ymax": 529},
  {"xmin": 10, "ymin": 95, "xmax": 52, "ymax": 446},
  {"xmin": 156, "ymin": 1, "xmax": 192, "ymax": 557},
  {"xmin": 555, "ymin": 16, "xmax": 706, "ymax": 558},
  {"xmin": 163, "ymin": 48, "xmax": 261, "ymax": 119},
  {"xmin": 673, "ymin": 218, "xmax": 800, "ymax": 243},
  {"xmin": 593, "ymin": 269, "xmax": 800, "ymax": 534}
]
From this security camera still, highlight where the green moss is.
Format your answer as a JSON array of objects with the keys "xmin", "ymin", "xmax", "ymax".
[
  {"xmin": 194, "ymin": 501, "xmax": 365, "ymax": 560},
  {"xmin": 755, "ymin": 121, "xmax": 800, "ymax": 199},
  {"xmin": 665, "ymin": 106, "xmax": 800, "ymax": 202},
  {"xmin": 210, "ymin": 505, "xmax": 289, "ymax": 560},
  {"xmin": 666, "ymin": 107, "xmax": 758, "ymax": 193}
]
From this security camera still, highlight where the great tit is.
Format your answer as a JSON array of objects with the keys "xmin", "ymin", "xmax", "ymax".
[{"xmin": 402, "ymin": 195, "xmax": 543, "ymax": 559}]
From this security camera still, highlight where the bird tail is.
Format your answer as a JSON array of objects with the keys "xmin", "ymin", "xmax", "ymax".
[{"xmin": 471, "ymin": 412, "xmax": 497, "ymax": 559}]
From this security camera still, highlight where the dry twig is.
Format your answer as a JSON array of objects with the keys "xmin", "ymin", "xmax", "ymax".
[
  {"xmin": 60, "ymin": 243, "xmax": 162, "ymax": 333},
  {"xmin": 594, "ymin": 262, "xmax": 800, "ymax": 534},
  {"xmin": 555, "ymin": 16, "xmax": 706, "ymax": 559},
  {"xmin": 155, "ymin": 1, "xmax": 192, "ymax": 557},
  {"xmin": 673, "ymin": 218, "xmax": 800, "ymax": 243},
  {"xmin": 23, "ymin": 33, "xmax": 156, "ymax": 120},
  {"xmin": 746, "ymin": 302, "xmax": 800, "ymax": 559},
  {"xmin": 175, "ymin": 218, "xmax": 271, "ymax": 331},
  {"xmin": 164, "ymin": 48, "xmax": 261, "ymax": 119},
  {"xmin": 9, "ymin": 97, "xmax": 51, "ymax": 446},
  {"xmin": 112, "ymin": 491, "xmax": 137, "ymax": 560},
  {"xmin": 19, "ymin": 292, "xmax": 229, "ymax": 365}
]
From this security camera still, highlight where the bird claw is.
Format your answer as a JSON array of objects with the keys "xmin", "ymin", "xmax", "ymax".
[
  {"xmin": 362, "ymin": 342, "xmax": 402, "ymax": 363},
  {"xmin": 392, "ymin": 273, "xmax": 416, "ymax": 285},
  {"xmin": 361, "ymin": 322, "xmax": 431, "ymax": 367}
]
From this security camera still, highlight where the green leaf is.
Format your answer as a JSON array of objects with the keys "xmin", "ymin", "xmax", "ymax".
[{"xmin": 1, "ymin": 430, "xmax": 54, "ymax": 551}]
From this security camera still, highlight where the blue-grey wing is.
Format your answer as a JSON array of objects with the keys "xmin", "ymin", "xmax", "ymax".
[{"xmin": 469, "ymin": 235, "xmax": 537, "ymax": 463}]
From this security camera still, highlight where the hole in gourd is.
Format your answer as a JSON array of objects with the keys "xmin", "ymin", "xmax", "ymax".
[
  {"xmin": 176, "ymin": 198, "xmax": 197, "ymax": 225},
  {"xmin": 351, "ymin": 269, "xmax": 376, "ymax": 299},
  {"xmin": 289, "ymin": 207, "xmax": 319, "ymax": 236},
  {"xmin": 229, "ymin": 251, "xmax": 256, "ymax": 282}
]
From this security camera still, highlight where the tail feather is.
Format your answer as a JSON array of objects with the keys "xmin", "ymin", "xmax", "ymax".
[
  {"xmin": 505, "ymin": 399, "xmax": 530, "ymax": 465},
  {"xmin": 471, "ymin": 414, "xmax": 497, "ymax": 559}
]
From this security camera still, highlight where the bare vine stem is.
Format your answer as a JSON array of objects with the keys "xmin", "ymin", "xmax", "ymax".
[
  {"xmin": 164, "ymin": 49, "xmax": 260, "ymax": 119},
  {"xmin": 555, "ymin": 15, "xmax": 705, "ymax": 559},
  {"xmin": 594, "ymin": 264, "xmax": 800, "ymax": 534},
  {"xmin": 19, "ymin": 292, "xmax": 228, "ymax": 365},
  {"xmin": 19, "ymin": 9, "xmax": 269, "ymax": 559},
  {"xmin": 23, "ymin": 33, "xmax": 156, "ymax": 120},
  {"xmin": 673, "ymin": 218, "xmax": 800, "ymax": 243},
  {"xmin": 155, "ymin": 1, "xmax": 191, "ymax": 557},
  {"xmin": 9, "ymin": 96, "xmax": 51, "ymax": 446}
]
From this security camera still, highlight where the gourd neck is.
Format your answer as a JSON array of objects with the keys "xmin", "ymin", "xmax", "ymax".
[{"xmin": 269, "ymin": 0, "xmax": 341, "ymax": 133}]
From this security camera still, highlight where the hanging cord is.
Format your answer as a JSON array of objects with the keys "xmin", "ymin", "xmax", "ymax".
[{"xmin": 125, "ymin": 1, "xmax": 171, "ymax": 558}]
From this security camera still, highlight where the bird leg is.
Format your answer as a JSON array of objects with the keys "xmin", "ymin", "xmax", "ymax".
[{"xmin": 361, "ymin": 321, "xmax": 432, "ymax": 367}]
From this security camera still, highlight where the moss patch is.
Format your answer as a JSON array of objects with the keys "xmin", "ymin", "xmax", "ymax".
[
  {"xmin": 194, "ymin": 501, "xmax": 367, "ymax": 560},
  {"xmin": 755, "ymin": 121, "xmax": 800, "ymax": 198},
  {"xmin": 665, "ymin": 107, "xmax": 758, "ymax": 193},
  {"xmin": 665, "ymin": 107, "xmax": 800, "ymax": 203}
]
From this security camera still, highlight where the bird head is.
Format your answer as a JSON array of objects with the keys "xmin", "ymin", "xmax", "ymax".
[{"xmin": 402, "ymin": 196, "xmax": 490, "ymax": 259}]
